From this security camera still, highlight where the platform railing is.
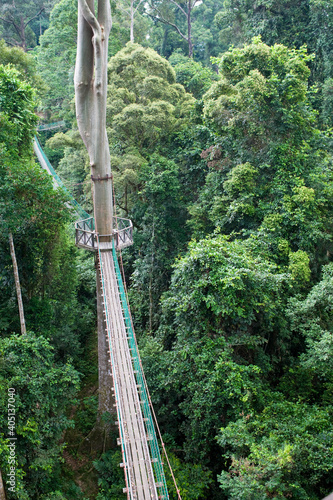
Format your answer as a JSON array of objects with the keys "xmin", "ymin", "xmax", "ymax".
[
  {"xmin": 114, "ymin": 217, "xmax": 133, "ymax": 250},
  {"xmin": 75, "ymin": 216, "xmax": 133, "ymax": 251},
  {"xmin": 75, "ymin": 217, "xmax": 96, "ymax": 250}
]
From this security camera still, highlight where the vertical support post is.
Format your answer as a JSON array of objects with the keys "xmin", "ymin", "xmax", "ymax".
[
  {"xmin": 9, "ymin": 233, "xmax": 26, "ymax": 335},
  {"xmin": 96, "ymin": 256, "xmax": 113, "ymax": 414}
]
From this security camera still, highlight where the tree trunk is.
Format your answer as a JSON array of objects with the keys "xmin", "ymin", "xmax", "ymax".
[
  {"xmin": 188, "ymin": 1, "xmax": 193, "ymax": 58},
  {"xmin": 20, "ymin": 16, "xmax": 26, "ymax": 52},
  {"xmin": 130, "ymin": 0, "xmax": 134, "ymax": 42},
  {"xmin": 161, "ymin": 26, "xmax": 169, "ymax": 56},
  {"xmin": 0, "ymin": 470, "xmax": 6, "ymax": 500},
  {"xmin": 74, "ymin": 0, "xmax": 113, "ymax": 237},
  {"xmin": 74, "ymin": 0, "xmax": 113, "ymax": 416},
  {"xmin": 9, "ymin": 233, "xmax": 26, "ymax": 335}
]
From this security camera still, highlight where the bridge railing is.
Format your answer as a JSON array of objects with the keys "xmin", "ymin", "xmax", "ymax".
[
  {"xmin": 37, "ymin": 120, "xmax": 66, "ymax": 131},
  {"xmin": 75, "ymin": 217, "xmax": 96, "ymax": 250},
  {"xmin": 114, "ymin": 217, "xmax": 133, "ymax": 250},
  {"xmin": 75, "ymin": 216, "xmax": 133, "ymax": 251},
  {"xmin": 112, "ymin": 243, "xmax": 169, "ymax": 499}
]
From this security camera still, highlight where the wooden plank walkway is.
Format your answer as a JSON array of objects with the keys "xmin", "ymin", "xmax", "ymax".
[{"xmin": 99, "ymin": 249, "xmax": 158, "ymax": 500}]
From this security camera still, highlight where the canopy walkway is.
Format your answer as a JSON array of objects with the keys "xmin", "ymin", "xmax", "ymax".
[
  {"xmin": 34, "ymin": 135, "xmax": 173, "ymax": 499},
  {"xmin": 99, "ymin": 241, "xmax": 167, "ymax": 498},
  {"xmin": 37, "ymin": 120, "xmax": 66, "ymax": 131}
]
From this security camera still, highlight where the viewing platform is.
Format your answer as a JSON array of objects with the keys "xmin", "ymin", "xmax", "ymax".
[{"xmin": 75, "ymin": 217, "xmax": 133, "ymax": 251}]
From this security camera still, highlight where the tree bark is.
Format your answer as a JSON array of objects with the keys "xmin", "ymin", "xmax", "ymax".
[
  {"xmin": 0, "ymin": 470, "xmax": 7, "ymax": 500},
  {"xmin": 75, "ymin": 0, "xmax": 114, "ymax": 417},
  {"xmin": 9, "ymin": 233, "xmax": 26, "ymax": 335},
  {"xmin": 74, "ymin": 0, "xmax": 113, "ymax": 237},
  {"xmin": 188, "ymin": 1, "xmax": 193, "ymax": 58},
  {"xmin": 130, "ymin": 0, "xmax": 134, "ymax": 42}
]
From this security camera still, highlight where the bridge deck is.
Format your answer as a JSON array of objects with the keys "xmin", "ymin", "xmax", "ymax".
[{"xmin": 99, "ymin": 249, "xmax": 158, "ymax": 500}]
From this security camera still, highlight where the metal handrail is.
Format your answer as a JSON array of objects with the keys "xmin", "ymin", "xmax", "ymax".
[{"xmin": 75, "ymin": 217, "xmax": 133, "ymax": 251}]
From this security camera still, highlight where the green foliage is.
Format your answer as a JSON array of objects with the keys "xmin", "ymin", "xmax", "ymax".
[
  {"xmin": 164, "ymin": 451, "xmax": 213, "ymax": 499},
  {"xmin": 141, "ymin": 335, "xmax": 264, "ymax": 465},
  {"xmin": 190, "ymin": 0, "xmax": 226, "ymax": 63},
  {"xmin": 287, "ymin": 263, "xmax": 333, "ymax": 383},
  {"xmin": 37, "ymin": 0, "xmax": 77, "ymax": 115},
  {"xmin": 129, "ymin": 155, "xmax": 189, "ymax": 332},
  {"xmin": 0, "ymin": 40, "xmax": 44, "ymax": 91},
  {"xmin": 4, "ymin": 4, "xmax": 332, "ymax": 496},
  {"xmin": 46, "ymin": 132, "xmax": 91, "ymax": 211},
  {"xmin": 188, "ymin": 39, "xmax": 333, "ymax": 263},
  {"xmin": 110, "ymin": 0, "xmax": 153, "ymax": 51},
  {"xmin": 93, "ymin": 449, "xmax": 125, "ymax": 500},
  {"xmin": 160, "ymin": 235, "xmax": 289, "ymax": 352},
  {"xmin": 214, "ymin": 0, "xmax": 333, "ymax": 125},
  {"xmin": 215, "ymin": 0, "xmax": 311, "ymax": 51},
  {"xmin": 0, "ymin": 64, "xmax": 37, "ymax": 156},
  {"xmin": 169, "ymin": 51, "xmax": 218, "ymax": 99},
  {"xmin": 0, "ymin": 332, "xmax": 80, "ymax": 499},
  {"xmin": 107, "ymin": 42, "xmax": 194, "ymax": 155},
  {"xmin": 288, "ymin": 250, "xmax": 311, "ymax": 284},
  {"xmin": 75, "ymin": 396, "xmax": 98, "ymax": 435},
  {"xmin": 0, "ymin": 62, "xmax": 95, "ymax": 360},
  {"xmin": 0, "ymin": 0, "xmax": 54, "ymax": 51},
  {"xmin": 217, "ymin": 400, "xmax": 333, "ymax": 499}
]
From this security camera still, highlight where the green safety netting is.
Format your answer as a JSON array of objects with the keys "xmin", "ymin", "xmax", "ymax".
[
  {"xmin": 37, "ymin": 120, "xmax": 66, "ymax": 131},
  {"xmin": 34, "ymin": 136, "xmax": 90, "ymax": 220}
]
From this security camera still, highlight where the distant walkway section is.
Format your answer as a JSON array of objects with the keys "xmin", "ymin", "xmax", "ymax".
[
  {"xmin": 33, "ymin": 136, "xmax": 89, "ymax": 220},
  {"xmin": 37, "ymin": 120, "xmax": 66, "ymax": 131}
]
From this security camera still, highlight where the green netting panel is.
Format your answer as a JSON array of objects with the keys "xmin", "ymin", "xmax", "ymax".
[
  {"xmin": 34, "ymin": 136, "xmax": 90, "ymax": 220},
  {"xmin": 37, "ymin": 121, "xmax": 66, "ymax": 131},
  {"xmin": 112, "ymin": 242, "xmax": 169, "ymax": 500}
]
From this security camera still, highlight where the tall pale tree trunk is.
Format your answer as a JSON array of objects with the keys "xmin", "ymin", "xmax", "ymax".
[
  {"xmin": 74, "ymin": 0, "xmax": 114, "ymax": 419},
  {"xmin": 0, "ymin": 470, "xmax": 7, "ymax": 500},
  {"xmin": 130, "ymin": 0, "xmax": 134, "ymax": 42},
  {"xmin": 9, "ymin": 233, "xmax": 26, "ymax": 335},
  {"xmin": 75, "ymin": 0, "xmax": 113, "ymax": 237},
  {"xmin": 187, "ymin": 2, "xmax": 193, "ymax": 58}
]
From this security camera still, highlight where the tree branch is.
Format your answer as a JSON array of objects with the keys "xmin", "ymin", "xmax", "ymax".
[
  {"xmin": 169, "ymin": 0, "xmax": 187, "ymax": 18},
  {"xmin": 24, "ymin": 7, "xmax": 45, "ymax": 28},
  {"xmin": 117, "ymin": 4, "xmax": 131, "ymax": 18},
  {"xmin": 149, "ymin": 11, "xmax": 188, "ymax": 42},
  {"xmin": 0, "ymin": 15, "xmax": 22, "ymax": 38},
  {"xmin": 3, "ymin": 39, "xmax": 17, "ymax": 47},
  {"xmin": 134, "ymin": 0, "xmax": 144, "ymax": 15},
  {"xmin": 78, "ymin": 0, "xmax": 101, "ymax": 35},
  {"xmin": 0, "ymin": 16, "xmax": 15, "ymax": 25}
]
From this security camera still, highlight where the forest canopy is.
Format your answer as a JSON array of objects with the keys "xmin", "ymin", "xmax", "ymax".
[{"xmin": 0, "ymin": 1, "xmax": 333, "ymax": 499}]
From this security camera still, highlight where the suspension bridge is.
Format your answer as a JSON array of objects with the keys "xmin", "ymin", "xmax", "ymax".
[{"xmin": 34, "ymin": 136, "xmax": 179, "ymax": 499}]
